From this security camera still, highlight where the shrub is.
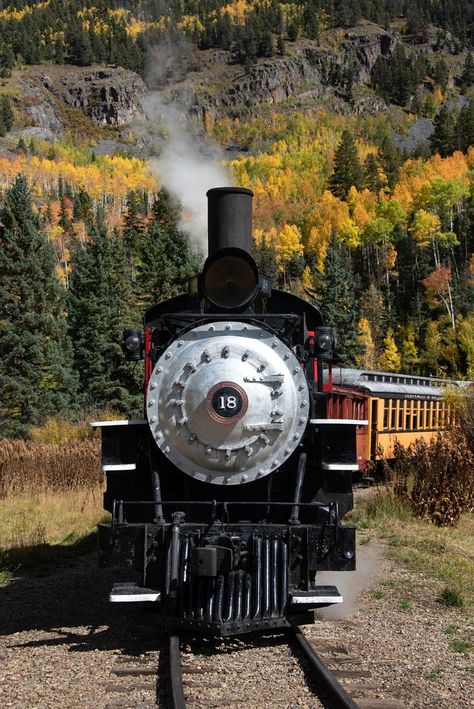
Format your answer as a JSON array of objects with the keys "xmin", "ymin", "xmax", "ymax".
[
  {"xmin": 30, "ymin": 417, "xmax": 97, "ymax": 444},
  {"xmin": 385, "ymin": 392, "xmax": 474, "ymax": 527},
  {"xmin": 438, "ymin": 587, "xmax": 464, "ymax": 608},
  {"xmin": 389, "ymin": 430, "xmax": 473, "ymax": 526}
]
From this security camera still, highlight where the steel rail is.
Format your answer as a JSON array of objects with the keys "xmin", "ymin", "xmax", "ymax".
[
  {"xmin": 168, "ymin": 634, "xmax": 186, "ymax": 709},
  {"xmin": 291, "ymin": 627, "xmax": 359, "ymax": 709}
]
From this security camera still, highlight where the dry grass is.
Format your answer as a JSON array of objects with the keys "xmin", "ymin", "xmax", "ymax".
[
  {"xmin": 0, "ymin": 423, "xmax": 106, "ymax": 577},
  {"xmin": 0, "ymin": 438, "xmax": 101, "ymax": 497},
  {"xmin": 0, "ymin": 485, "xmax": 105, "ymax": 551},
  {"xmin": 0, "ymin": 486, "xmax": 107, "ymax": 572}
]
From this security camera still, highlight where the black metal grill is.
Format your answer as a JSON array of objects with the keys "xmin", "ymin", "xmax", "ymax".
[{"xmin": 161, "ymin": 533, "xmax": 289, "ymax": 622}]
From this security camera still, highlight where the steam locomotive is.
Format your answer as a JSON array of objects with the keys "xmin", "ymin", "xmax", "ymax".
[{"xmin": 93, "ymin": 188, "xmax": 359, "ymax": 635}]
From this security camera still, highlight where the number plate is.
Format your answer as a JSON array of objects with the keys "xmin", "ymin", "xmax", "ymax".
[{"xmin": 206, "ymin": 381, "xmax": 248, "ymax": 424}]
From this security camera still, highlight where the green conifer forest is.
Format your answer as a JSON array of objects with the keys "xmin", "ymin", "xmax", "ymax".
[{"xmin": 0, "ymin": 2, "xmax": 474, "ymax": 438}]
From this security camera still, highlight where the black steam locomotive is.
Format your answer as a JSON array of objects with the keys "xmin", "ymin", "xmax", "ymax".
[{"xmin": 93, "ymin": 188, "xmax": 358, "ymax": 635}]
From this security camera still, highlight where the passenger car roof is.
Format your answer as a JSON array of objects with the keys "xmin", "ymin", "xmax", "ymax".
[{"xmin": 330, "ymin": 368, "xmax": 457, "ymax": 398}]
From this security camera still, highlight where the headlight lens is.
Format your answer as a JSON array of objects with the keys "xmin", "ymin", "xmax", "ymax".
[
  {"xmin": 121, "ymin": 328, "xmax": 143, "ymax": 361},
  {"xmin": 317, "ymin": 333, "xmax": 332, "ymax": 351},
  {"xmin": 201, "ymin": 248, "xmax": 259, "ymax": 310},
  {"xmin": 125, "ymin": 334, "xmax": 141, "ymax": 352}
]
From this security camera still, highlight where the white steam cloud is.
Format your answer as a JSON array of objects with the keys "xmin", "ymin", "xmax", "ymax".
[{"xmin": 142, "ymin": 41, "xmax": 233, "ymax": 255}]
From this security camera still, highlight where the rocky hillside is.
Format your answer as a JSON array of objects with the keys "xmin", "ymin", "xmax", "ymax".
[
  {"xmin": 4, "ymin": 65, "xmax": 146, "ymax": 143},
  {"xmin": 1, "ymin": 18, "xmax": 468, "ymax": 156},
  {"xmin": 161, "ymin": 22, "xmax": 395, "ymax": 121}
]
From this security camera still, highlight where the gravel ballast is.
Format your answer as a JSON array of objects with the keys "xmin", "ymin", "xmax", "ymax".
[{"xmin": 0, "ymin": 539, "xmax": 472, "ymax": 708}]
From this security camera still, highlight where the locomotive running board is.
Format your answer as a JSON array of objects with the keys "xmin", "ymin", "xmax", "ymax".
[
  {"xmin": 109, "ymin": 582, "xmax": 160, "ymax": 603},
  {"xmin": 290, "ymin": 586, "xmax": 343, "ymax": 606}
]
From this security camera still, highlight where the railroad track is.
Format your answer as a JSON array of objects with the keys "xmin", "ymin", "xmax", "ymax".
[{"xmin": 104, "ymin": 627, "xmax": 407, "ymax": 709}]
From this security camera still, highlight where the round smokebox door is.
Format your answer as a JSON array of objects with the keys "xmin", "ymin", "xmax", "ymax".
[{"xmin": 146, "ymin": 322, "xmax": 310, "ymax": 486}]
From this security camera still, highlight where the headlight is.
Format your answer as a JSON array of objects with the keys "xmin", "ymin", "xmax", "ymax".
[
  {"xmin": 315, "ymin": 326, "xmax": 335, "ymax": 359},
  {"xmin": 201, "ymin": 247, "xmax": 260, "ymax": 310},
  {"xmin": 121, "ymin": 328, "xmax": 143, "ymax": 361}
]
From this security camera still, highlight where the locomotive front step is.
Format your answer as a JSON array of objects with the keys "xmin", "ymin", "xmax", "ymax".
[
  {"xmin": 109, "ymin": 582, "xmax": 160, "ymax": 603},
  {"xmin": 290, "ymin": 586, "xmax": 343, "ymax": 607}
]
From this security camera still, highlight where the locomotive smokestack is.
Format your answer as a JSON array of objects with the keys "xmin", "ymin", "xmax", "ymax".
[{"xmin": 207, "ymin": 187, "xmax": 253, "ymax": 256}]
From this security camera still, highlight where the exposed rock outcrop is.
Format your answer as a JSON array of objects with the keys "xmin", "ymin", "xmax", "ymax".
[
  {"xmin": 55, "ymin": 67, "xmax": 147, "ymax": 125},
  {"xmin": 9, "ymin": 23, "xmax": 398, "ymax": 145},
  {"xmin": 17, "ymin": 76, "xmax": 64, "ymax": 135},
  {"xmin": 163, "ymin": 22, "xmax": 395, "ymax": 119},
  {"xmin": 15, "ymin": 65, "xmax": 147, "ymax": 136}
]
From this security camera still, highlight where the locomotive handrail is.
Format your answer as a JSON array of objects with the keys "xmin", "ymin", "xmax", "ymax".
[
  {"xmin": 113, "ymin": 499, "xmax": 332, "ymax": 507},
  {"xmin": 157, "ymin": 312, "xmax": 301, "ymax": 320},
  {"xmin": 111, "ymin": 497, "xmax": 336, "ymax": 530}
]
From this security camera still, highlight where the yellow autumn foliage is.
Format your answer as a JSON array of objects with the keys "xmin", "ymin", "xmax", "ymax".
[
  {"xmin": 0, "ymin": 153, "xmax": 158, "ymax": 210},
  {"xmin": 357, "ymin": 317, "xmax": 376, "ymax": 369},
  {"xmin": 254, "ymin": 222, "xmax": 303, "ymax": 272},
  {"xmin": 378, "ymin": 328, "xmax": 401, "ymax": 372},
  {"xmin": 303, "ymin": 191, "xmax": 359, "ymax": 269},
  {"xmin": 347, "ymin": 187, "xmax": 377, "ymax": 230},
  {"xmin": 394, "ymin": 152, "xmax": 469, "ymax": 212},
  {"xmin": 410, "ymin": 209, "xmax": 442, "ymax": 247}
]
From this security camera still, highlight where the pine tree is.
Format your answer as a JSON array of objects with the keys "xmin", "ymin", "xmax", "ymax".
[
  {"xmin": 123, "ymin": 191, "xmax": 145, "ymax": 282},
  {"xmin": 287, "ymin": 21, "xmax": 298, "ymax": 41},
  {"xmin": 59, "ymin": 195, "xmax": 72, "ymax": 232},
  {"xmin": 431, "ymin": 105, "xmax": 457, "ymax": 156},
  {"xmin": 215, "ymin": 14, "xmax": 233, "ymax": 49},
  {"xmin": 460, "ymin": 52, "xmax": 474, "ymax": 90},
  {"xmin": 68, "ymin": 216, "xmax": 116, "ymax": 407},
  {"xmin": 378, "ymin": 136, "xmax": 402, "ymax": 190},
  {"xmin": 330, "ymin": 130, "xmax": 364, "ymax": 200},
  {"xmin": 0, "ymin": 46, "xmax": 14, "ymax": 78},
  {"xmin": 137, "ymin": 190, "xmax": 200, "ymax": 311},
  {"xmin": 0, "ymin": 176, "xmax": 76, "ymax": 438},
  {"xmin": 432, "ymin": 58, "xmax": 449, "ymax": 91},
  {"xmin": 73, "ymin": 188, "xmax": 94, "ymax": 226},
  {"xmin": 17, "ymin": 137, "xmax": 28, "ymax": 154},
  {"xmin": 364, "ymin": 153, "xmax": 382, "ymax": 193},
  {"xmin": 316, "ymin": 233, "xmax": 363, "ymax": 366},
  {"xmin": 54, "ymin": 35, "xmax": 65, "ymax": 65},
  {"xmin": 107, "ymin": 228, "xmax": 142, "ymax": 412},
  {"xmin": 0, "ymin": 96, "xmax": 14, "ymax": 133},
  {"xmin": 457, "ymin": 99, "xmax": 474, "ymax": 151},
  {"xmin": 371, "ymin": 46, "xmax": 425, "ymax": 106},
  {"xmin": 304, "ymin": 6, "xmax": 319, "ymax": 41},
  {"xmin": 258, "ymin": 27, "xmax": 274, "ymax": 58},
  {"xmin": 68, "ymin": 214, "xmax": 142, "ymax": 412},
  {"xmin": 253, "ymin": 235, "xmax": 278, "ymax": 283}
]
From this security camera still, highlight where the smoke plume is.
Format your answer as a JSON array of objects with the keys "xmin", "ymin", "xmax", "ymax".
[{"xmin": 143, "ymin": 40, "xmax": 233, "ymax": 255}]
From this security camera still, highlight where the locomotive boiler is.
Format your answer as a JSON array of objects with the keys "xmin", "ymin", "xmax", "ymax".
[{"xmin": 93, "ymin": 187, "xmax": 360, "ymax": 635}]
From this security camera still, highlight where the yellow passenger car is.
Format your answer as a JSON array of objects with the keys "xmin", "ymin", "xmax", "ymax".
[{"xmin": 330, "ymin": 369, "xmax": 462, "ymax": 474}]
